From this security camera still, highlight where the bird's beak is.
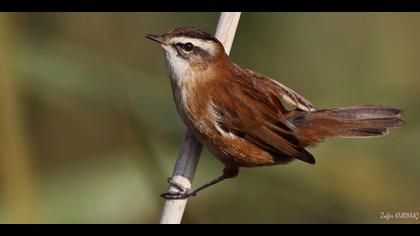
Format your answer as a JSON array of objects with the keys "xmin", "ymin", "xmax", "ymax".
[{"xmin": 144, "ymin": 34, "xmax": 167, "ymax": 46}]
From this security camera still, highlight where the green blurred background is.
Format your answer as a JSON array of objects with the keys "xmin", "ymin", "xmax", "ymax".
[{"xmin": 0, "ymin": 13, "xmax": 419, "ymax": 224}]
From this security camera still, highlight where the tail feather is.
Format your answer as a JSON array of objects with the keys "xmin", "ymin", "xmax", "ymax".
[
  {"xmin": 343, "ymin": 128, "xmax": 389, "ymax": 137},
  {"xmin": 291, "ymin": 104, "xmax": 405, "ymax": 146}
]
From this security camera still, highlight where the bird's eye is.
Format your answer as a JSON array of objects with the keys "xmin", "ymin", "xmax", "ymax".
[{"xmin": 183, "ymin": 42, "xmax": 193, "ymax": 51}]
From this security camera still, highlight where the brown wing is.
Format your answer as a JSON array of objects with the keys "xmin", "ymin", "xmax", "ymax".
[
  {"xmin": 242, "ymin": 67, "xmax": 316, "ymax": 112},
  {"xmin": 212, "ymin": 68, "xmax": 315, "ymax": 164}
]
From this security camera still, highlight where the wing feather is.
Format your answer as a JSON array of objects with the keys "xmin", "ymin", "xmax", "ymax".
[{"xmin": 212, "ymin": 69, "xmax": 315, "ymax": 164}]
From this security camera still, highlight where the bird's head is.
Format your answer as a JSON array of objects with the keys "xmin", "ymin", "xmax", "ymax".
[{"xmin": 145, "ymin": 27, "xmax": 228, "ymax": 80}]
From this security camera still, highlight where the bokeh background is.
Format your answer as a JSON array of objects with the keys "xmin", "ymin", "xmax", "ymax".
[{"xmin": 0, "ymin": 13, "xmax": 419, "ymax": 224}]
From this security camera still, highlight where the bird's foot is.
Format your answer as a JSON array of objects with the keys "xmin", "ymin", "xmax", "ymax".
[{"xmin": 160, "ymin": 177, "xmax": 197, "ymax": 200}]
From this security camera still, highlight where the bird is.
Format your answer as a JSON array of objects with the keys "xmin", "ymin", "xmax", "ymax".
[{"xmin": 144, "ymin": 27, "xmax": 405, "ymax": 199}]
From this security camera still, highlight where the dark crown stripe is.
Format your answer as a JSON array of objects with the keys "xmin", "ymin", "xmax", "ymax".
[{"xmin": 168, "ymin": 27, "xmax": 219, "ymax": 42}]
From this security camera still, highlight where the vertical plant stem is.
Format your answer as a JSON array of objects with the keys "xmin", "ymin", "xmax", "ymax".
[{"xmin": 159, "ymin": 12, "xmax": 241, "ymax": 224}]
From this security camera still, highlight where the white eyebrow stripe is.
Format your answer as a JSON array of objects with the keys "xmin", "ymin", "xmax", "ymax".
[{"xmin": 169, "ymin": 36, "xmax": 217, "ymax": 55}]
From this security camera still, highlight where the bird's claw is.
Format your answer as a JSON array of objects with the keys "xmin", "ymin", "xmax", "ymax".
[
  {"xmin": 161, "ymin": 177, "xmax": 197, "ymax": 199},
  {"xmin": 160, "ymin": 190, "xmax": 196, "ymax": 200}
]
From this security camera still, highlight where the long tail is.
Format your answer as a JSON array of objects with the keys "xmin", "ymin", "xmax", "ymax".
[{"xmin": 291, "ymin": 104, "xmax": 405, "ymax": 146}]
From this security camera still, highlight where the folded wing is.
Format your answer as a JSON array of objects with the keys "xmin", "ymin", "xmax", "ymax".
[{"xmin": 212, "ymin": 69, "xmax": 315, "ymax": 164}]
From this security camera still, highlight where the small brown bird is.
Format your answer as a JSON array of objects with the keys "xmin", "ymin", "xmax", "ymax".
[{"xmin": 145, "ymin": 27, "xmax": 405, "ymax": 199}]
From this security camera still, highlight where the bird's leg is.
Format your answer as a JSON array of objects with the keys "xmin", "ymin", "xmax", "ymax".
[{"xmin": 161, "ymin": 166, "xmax": 239, "ymax": 200}]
